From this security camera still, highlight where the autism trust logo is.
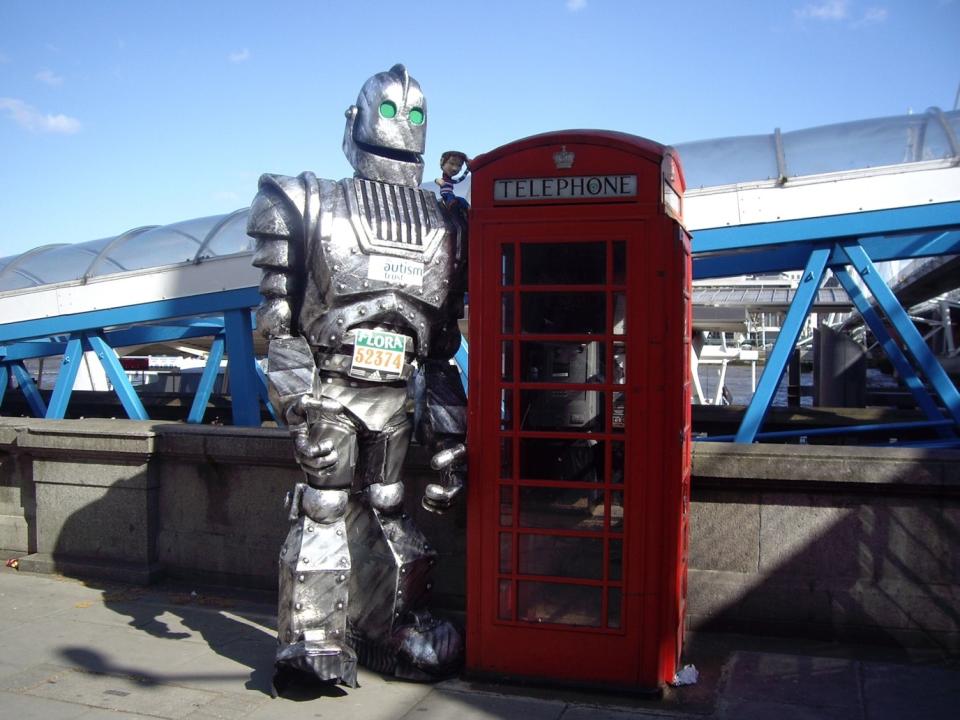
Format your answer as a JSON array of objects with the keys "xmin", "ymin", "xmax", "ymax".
[{"xmin": 553, "ymin": 145, "xmax": 575, "ymax": 170}]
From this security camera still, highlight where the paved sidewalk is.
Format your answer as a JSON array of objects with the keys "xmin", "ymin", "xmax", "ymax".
[{"xmin": 0, "ymin": 562, "xmax": 957, "ymax": 719}]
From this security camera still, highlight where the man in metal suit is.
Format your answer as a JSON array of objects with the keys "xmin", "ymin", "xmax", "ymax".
[{"xmin": 247, "ymin": 64, "xmax": 467, "ymax": 691}]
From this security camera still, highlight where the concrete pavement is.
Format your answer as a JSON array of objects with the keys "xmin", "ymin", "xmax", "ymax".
[{"xmin": 0, "ymin": 560, "xmax": 957, "ymax": 719}]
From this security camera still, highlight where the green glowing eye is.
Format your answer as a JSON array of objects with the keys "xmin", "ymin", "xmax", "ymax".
[
  {"xmin": 379, "ymin": 101, "xmax": 397, "ymax": 119},
  {"xmin": 409, "ymin": 107, "xmax": 424, "ymax": 125}
]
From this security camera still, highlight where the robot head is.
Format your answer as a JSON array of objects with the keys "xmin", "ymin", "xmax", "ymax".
[{"xmin": 343, "ymin": 64, "xmax": 426, "ymax": 187}]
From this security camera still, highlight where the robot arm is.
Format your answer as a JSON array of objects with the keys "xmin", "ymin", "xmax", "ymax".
[
  {"xmin": 247, "ymin": 174, "xmax": 314, "ymax": 423},
  {"xmin": 248, "ymin": 174, "xmax": 345, "ymax": 479},
  {"xmin": 415, "ymin": 359, "xmax": 468, "ymax": 512}
]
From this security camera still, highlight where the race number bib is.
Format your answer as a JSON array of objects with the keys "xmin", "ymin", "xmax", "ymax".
[{"xmin": 350, "ymin": 329, "xmax": 407, "ymax": 378}]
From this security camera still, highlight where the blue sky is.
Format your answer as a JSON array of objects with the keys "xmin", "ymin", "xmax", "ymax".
[{"xmin": 1, "ymin": 0, "xmax": 958, "ymax": 258}]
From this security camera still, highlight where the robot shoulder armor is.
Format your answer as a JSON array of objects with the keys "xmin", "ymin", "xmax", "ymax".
[{"xmin": 247, "ymin": 172, "xmax": 322, "ymax": 239}]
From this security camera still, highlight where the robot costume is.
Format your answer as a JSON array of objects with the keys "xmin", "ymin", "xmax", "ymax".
[{"xmin": 247, "ymin": 64, "xmax": 467, "ymax": 690}]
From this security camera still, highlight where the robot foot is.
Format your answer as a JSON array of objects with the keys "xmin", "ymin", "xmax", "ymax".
[
  {"xmin": 350, "ymin": 612, "xmax": 463, "ymax": 681},
  {"xmin": 274, "ymin": 640, "xmax": 358, "ymax": 691}
]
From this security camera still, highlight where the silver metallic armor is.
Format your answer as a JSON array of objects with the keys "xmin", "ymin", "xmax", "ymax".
[{"xmin": 248, "ymin": 64, "xmax": 467, "ymax": 690}]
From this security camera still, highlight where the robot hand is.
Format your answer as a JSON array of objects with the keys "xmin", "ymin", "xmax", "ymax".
[
  {"xmin": 290, "ymin": 396, "xmax": 343, "ymax": 481},
  {"xmin": 423, "ymin": 443, "xmax": 466, "ymax": 513}
]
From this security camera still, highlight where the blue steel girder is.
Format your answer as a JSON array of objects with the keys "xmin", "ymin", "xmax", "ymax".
[
  {"xmin": 0, "ymin": 287, "xmax": 261, "ymax": 344},
  {"xmin": 838, "ymin": 242, "xmax": 960, "ymax": 427},
  {"xmin": 833, "ymin": 268, "xmax": 954, "ymax": 439},
  {"xmin": 727, "ymin": 234, "xmax": 960, "ymax": 443},
  {"xmin": 0, "ymin": 321, "xmax": 227, "ymax": 363},
  {"xmin": 694, "ymin": 229, "xmax": 960, "ymax": 280},
  {"xmin": 46, "ymin": 335, "xmax": 85, "ymax": 419},
  {"xmin": 187, "ymin": 333, "xmax": 226, "ymax": 424},
  {"xmin": 733, "ymin": 247, "xmax": 831, "ymax": 442},
  {"xmin": 0, "ymin": 364, "xmax": 7, "ymax": 407},
  {"xmin": 7, "ymin": 361, "xmax": 47, "ymax": 417},
  {"xmin": 693, "ymin": 201, "xmax": 960, "ymax": 256},
  {"xmin": 223, "ymin": 308, "xmax": 261, "ymax": 427},
  {"xmin": 85, "ymin": 332, "xmax": 149, "ymax": 421}
]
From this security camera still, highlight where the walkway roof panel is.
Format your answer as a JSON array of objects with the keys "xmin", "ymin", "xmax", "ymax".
[{"xmin": 675, "ymin": 107, "xmax": 960, "ymax": 189}]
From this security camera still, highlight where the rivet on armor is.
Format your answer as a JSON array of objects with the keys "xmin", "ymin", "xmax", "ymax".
[
  {"xmin": 397, "ymin": 590, "xmax": 403, "ymax": 597},
  {"xmin": 337, "ymin": 317, "xmax": 344, "ymax": 325},
  {"xmin": 307, "ymin": 525, "xmax": 314, "ymax": 532},
  {"xmin": 339, "ymin": 557, "xmax": 348, "ymax": 567},
  {"xmin": 302, "ymin": 557, "xmax": 310, "ymax": 564},
  {"xmin": 359, "ymin": 307, "xmax": 367, "ymax": 315},
  {"xmin": 295, "ymin": 603, "xmax": 302, "ymax": 611},
  {"xmin": 298, "ymin": 574, "xmax": 305, "ymax": 582},
  {"xmin": 337, "ymin": 283, "xmax": 344, "ymax": 291},
  {"xmin": 443, "ymin": 279, "xmax": 449, "ymax": 286},
  {"xmin": 323, "ymin": 360, "xmax": 330, "ymax": 366},
  {"xmin": 433, "ymin": 296, "xmax": 440, "ymax": 302},
  {"xmin": 336, "ymin": 528, "xmax": 343, "ymax": 536},
  {"xmin": 336, "ymin": 601, "xmax": 344, "ymax": 610},
  {"xmin": 350, "ymin": 247, "xmax": 357, "ymax": 254},
  {"xmin": 400, "ymin": 567, "xmax": 406, "ymax": 574},
  {"xmin": 337, "ymin": 573, "xmax": 346, "ymax": 582},
  {"xmin": 333, "ymin": 628, "xmax": 340, "ymax": 636},
  {"xmin": 326, "ymin": 378, "xmax": 334, "ymax": 384},
  {"xmin": 377, "ymin": 301, "xmax": 385, "ymax": 309},
  {"xmin": 363, "ymin": 281, "xmax": 369, "ymax": 288}
]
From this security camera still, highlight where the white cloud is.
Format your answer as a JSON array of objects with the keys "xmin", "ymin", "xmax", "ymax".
[
  {"xmin": 795, "ymin": 0, "xmax": 849, "ymax": 20},
  {"xmin": 228, "ymin": 48, "xmax": 250, "ymax": 63},
  {"xmin": 566, "ymin": 0, "xmax": 587, "ymax": 11},
  {"xmin": 0, "ymin": 98, "xmax": 81, "ymax": 134},
  {"xmin": 859, "ymin": 6, "xmax": 888, "ymax": 23},
  {"xmin": 35, "ymin": 69, "xmax": 64, "ymax": 86}
]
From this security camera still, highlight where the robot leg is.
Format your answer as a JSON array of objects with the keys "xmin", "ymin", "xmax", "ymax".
[
  {"xmin": 276, "ymin": 411, "xmax": 359, "ymax": 689},
  {"xmin": 346, "ymin": 414, "xmax": 463, "ymax": 679}
]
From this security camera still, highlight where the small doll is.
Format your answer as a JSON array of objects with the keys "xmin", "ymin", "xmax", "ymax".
[{"xmin": 436, "ymin": 150, "xmax": 470, "ymax": 210}]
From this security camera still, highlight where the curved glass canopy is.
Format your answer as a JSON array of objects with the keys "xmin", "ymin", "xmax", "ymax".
[
  {"xmin": 0, "ymin": 209, "xmax": 252, "ymax": 293},
  {"xmin": 2, "ymin": 107, "xmax": 957, "ymax": 294},
  {"xmin": 675, "ymin": 106, "xmax": 959, "ymax": 189}
]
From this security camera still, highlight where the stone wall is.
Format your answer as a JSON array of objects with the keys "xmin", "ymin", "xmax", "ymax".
[
  {"xmin": 0, "ymin": 418, "xmax": 957, "ymax": 651},
  {"xmin": 689, "ymin": 442, "xmax": 960, "ymax": 652}
]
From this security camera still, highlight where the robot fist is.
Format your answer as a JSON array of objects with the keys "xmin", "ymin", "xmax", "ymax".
[
  {"xmin": 423, "ymin": 443, "xmax": 466, "ymax": 513},
  {"xmin": 290, "ymin": 396, "xmax": 349, "ymax": 481}
]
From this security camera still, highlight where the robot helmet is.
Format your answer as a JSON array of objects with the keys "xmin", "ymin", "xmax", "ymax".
[{"xmin": 343, "ymin": 64, "xmax": 427, "ymax": 187}]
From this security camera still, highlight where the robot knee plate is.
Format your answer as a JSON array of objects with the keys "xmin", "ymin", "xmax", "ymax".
[
  {"xmin": 366, "ymin": 481, "xmax": 404, "ymax": 513},
  {"xmin": 301, "ymin": 487, "xmax": 349, "ymax": 524}
]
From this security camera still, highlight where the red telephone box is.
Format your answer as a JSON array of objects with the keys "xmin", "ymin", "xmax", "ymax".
[{"xmin": 465, "ymin": 131, "xmax": 692, "ymax": 693}]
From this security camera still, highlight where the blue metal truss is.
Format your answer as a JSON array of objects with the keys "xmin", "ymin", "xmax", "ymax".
[
  {"xmin": 2, "ymin": 202, "xmax": 958, "ymax": 439},
  {"xmin": 0, "ymin": 288, "xmax": 270, "ymax": 426},
  {"xmin": 693, "ymin": 202, "xmax": 960, "ymax": 445}
]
